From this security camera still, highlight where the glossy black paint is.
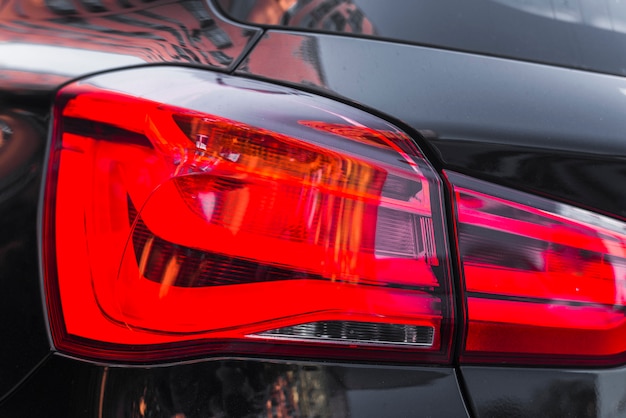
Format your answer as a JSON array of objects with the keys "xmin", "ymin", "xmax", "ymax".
[
  {"xmin": 431, "ymin": 140, "xmax": 626, "ymax": 221},
  {"xmin": 222, "ymin": 0, "xmax": 626, "ymax": 78},
  {"xmin": 0, "ymin": 354, "xmax": 468, "ymax": 417},
  {"xmin": 462, "ymin": 365, "xmax": 626, "ymax": 417},
  {"xmin": 0, "ymin": 354, "xmax": 101, "ymax": 417},
  {"xmin": 237, "ymin": 30, "xmax": 626, "ymax": 220},
  {"xmin": 102, "ymin": 360, "xmax": 468, "ymax": 417},
  {"xmin": 0, "ymin": 107, "xmax": 50, "ymax": 400}
]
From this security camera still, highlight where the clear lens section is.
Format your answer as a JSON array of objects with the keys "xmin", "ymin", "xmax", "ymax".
[
  {"xmin": 255, "ymin": 321, "xmax": 435, "ymax": 347},
  {"xmin": 43, "ymin": 67, "xmax": 451, "ymax": 362},
  {"xmin": 448, "ymin": 172, "xmax": 626, "ymax": 365}
]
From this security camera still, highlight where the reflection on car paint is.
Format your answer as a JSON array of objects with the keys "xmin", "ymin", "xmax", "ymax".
[
  {"xmin": 98, "ymin": 358, "xmax": 465, "ymax": 417},
  {"xmin": 0, "ymin": 0, "xmax": 261, "ymax": 91}
]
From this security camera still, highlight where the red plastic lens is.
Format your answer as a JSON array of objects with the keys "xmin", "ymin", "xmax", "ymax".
[
  {"xmin": 448, "ymin": 172, "xmax": 626, "ymax": 365},
  {"xmin": 42, "ymin": 67, "xmax": 452, "ymax": 362}
]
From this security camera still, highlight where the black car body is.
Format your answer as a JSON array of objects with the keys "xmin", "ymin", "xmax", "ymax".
[{"xmin": 2, "ymin": 0, "xmax": 626, "ymax": 416}]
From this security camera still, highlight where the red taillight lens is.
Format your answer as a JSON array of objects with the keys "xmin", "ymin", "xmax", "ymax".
[
  {"xmin": 43, "ymin": 67, "xmax": 452, "ymax": 362},
  {"xmin": 448, "ymin": 172, "xmax": 626, "ymax": 365}
]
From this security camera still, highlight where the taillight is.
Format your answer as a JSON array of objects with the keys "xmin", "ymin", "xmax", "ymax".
[
  {"xmin": 42, "ymin": 67, "xmax": 453, "ymax": 362},
  {"xmin": 448, "ymin": 172, "xmax": 626, "ymax": 365}
]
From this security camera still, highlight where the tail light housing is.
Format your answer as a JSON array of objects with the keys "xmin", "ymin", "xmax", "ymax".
[
  {"xmin": 43, "ymin": 66, "xmax": 626, "ymax": 367},
  {"xmin": 42, "ymin": 67, "xmax": 453, "ymax": 362},
  {"xmin": 448, "ymin": 172, "xmax": 626, "ymax": 365}
]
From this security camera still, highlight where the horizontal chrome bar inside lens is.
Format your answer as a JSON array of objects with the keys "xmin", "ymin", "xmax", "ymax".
[{"xmin": 253, "ymin": 321, "xmax": 435, "ymax": 347}]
